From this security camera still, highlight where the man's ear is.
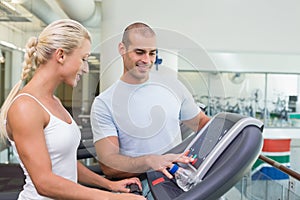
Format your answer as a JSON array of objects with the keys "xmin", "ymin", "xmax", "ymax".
[
  {"xmin": 55, "ymin": 48, "xmax": 65, "ymax": 64},
  {"xmin": 118, "ymin": 42, "xmax": 126, "ymax": 56}
]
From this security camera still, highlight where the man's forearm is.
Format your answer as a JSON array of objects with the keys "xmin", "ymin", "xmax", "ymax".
[
  {"xmin": 99, "ymin": 162, "xmax": 141, "ymax": 179},
  {"xmin": 99, "ymin": 154, "xmax": 154, "ymax": 179}
]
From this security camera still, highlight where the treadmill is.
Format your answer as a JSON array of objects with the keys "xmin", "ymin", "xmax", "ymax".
[{"xmin": 147, "ymin": 112, "xmax": 264, "ymax": 200}]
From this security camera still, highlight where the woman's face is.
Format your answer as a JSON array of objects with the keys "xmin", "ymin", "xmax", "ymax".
[{"xmin": 63, "ymin": 39, "xmax": 91, "ymax": 87}]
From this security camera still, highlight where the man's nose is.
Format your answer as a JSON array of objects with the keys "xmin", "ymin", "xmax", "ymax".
[{"xmin": 141, "ymin": 53, "xmax": 151, "ymax": 63}]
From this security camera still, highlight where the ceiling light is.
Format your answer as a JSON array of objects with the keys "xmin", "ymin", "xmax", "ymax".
[
  {"xmin": 11, "ymin": 0, "xmax": 24, "ymax": 4},
  {"xmin": 2, "ymin": 1, "xmax": 16, "ymax": 11},
  {"xmin": 0, "ymin": 49, "xmax": 5, "ymax": 63},
  {"xmin": 0, "ymin": 41, "xmax": 17, "ymax": 49}
]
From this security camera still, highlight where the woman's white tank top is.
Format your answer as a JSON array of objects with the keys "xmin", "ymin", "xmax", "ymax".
[{"xmin": 8, "ymin": 93, "xmax": 81, "ymax": 200}]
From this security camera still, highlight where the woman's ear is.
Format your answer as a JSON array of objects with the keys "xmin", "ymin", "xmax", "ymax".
[{"xmin": 55, "ymin": 48, "xmax": 65, "ymax": 64}]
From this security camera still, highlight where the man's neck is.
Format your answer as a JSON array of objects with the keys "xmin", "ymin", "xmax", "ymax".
[{"xmin": 120, "ymin": 74, "xmax": 149, "ymax": 85}]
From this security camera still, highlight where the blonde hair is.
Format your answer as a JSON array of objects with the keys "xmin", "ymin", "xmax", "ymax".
[{"xmin": 0, "ymin": 19, "xmax": 91, "ymax": 140}]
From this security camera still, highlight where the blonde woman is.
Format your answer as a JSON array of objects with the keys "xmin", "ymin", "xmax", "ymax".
[{"xmin": 0, "ymin": 19, "xmax": 144, "ymax": 200}]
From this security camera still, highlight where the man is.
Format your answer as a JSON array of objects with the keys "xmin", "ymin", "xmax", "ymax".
[{"xmin": 90, "ymin": 22, "xmax": 210, "ymax": 198}]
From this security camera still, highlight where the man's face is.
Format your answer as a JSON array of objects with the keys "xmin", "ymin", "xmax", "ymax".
[{"xmin": 121, "ymin": 31, "xmax": 157, "ymax": 83}]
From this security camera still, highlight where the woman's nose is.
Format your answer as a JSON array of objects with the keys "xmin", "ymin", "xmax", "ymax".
[{"xmin": 83, "ymin": 61, "xmax": 89, "ymax": 73}]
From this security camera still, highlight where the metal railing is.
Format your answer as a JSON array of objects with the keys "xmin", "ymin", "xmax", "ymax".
[
  {"xmin": 224, "ymin": 155, "xmax": 300, "ymax": 200},
  {"xmin": 258, "ymin": 155, "xmax": 300, "ymax": 181}
]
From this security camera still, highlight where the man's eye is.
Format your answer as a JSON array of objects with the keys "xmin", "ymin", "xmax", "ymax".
[
  {"xmin": 82, "ymin": 58, "xmax": 88, "ymax": 62},
  {"xmin": 136, "ymin": 51, "xmax": 144, "ymax": 55}
]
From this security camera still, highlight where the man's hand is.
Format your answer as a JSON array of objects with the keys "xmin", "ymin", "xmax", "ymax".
[{"xmin": 146, "ymin": 152, "xmax": 194, "ymax": 179}]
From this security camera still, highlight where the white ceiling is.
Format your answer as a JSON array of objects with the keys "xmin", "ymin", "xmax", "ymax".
[
  {"xmin": 0, "ymin": 1, "xmax": 61, "ymax": 33},
  {"xmin": 0, "ymin": 0, "xmax": 101, "ymax": 33},
  {"xmin": 0, "ymin": 1, "xmax": 45, "ymax": 32}
]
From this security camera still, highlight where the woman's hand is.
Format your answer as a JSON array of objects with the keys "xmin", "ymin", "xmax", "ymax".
[
  {"xmin": 108, "ymin": 177, "xmax": 142, "ymax": 193},
  {"xmin": 115, "ymin": 193, "xmax": 146, "ymax": 200}
]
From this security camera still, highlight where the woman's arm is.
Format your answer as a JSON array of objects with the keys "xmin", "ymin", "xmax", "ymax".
[
  {"xmin": 77, "ymin": 161, "xmax": 143, "ymax": 192},
  {"xmin": 7, "ymin": 97, "xmax": 145, "ymax": 200}
]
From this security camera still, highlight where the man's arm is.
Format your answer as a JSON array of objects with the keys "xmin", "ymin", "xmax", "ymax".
[
  {"xmin": 94, "ymin": 136, "xmax": 142, "ymax": 179},
  {"xmin": 94, "ymin": 136, "xmax": 194, "ymax": 179},
  {"xmin": 182, "ymin": 111, "xmax": 210, "ymax": 133}
]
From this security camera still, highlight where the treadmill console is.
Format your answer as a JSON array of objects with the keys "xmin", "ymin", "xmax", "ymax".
[
  {"xmin": 181, "ymin": 112, "xmax": 263, "ymax": 181},
  {"xmin": 147, "ymin": 112, "xmax": 264, "ymax": 200}
]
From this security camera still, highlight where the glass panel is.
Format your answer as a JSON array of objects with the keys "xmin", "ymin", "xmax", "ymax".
[
  {"xmin": 224, "ymin": 171, "xmax": 300, "ymax": 200},
  {"xmin": 266, "ymin": 74, "xmax": 298, "ymax": 127},
  {"xmin": 178, "ymin": 71, "xmax": 300, "ymax": 128},
  {"xmin": 178, "ymin": 71, "xmax": 266, "ymax": 117}
]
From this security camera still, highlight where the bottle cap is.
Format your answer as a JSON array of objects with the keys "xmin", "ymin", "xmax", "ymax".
[{"xmin": 168, "ymin": 163, "xmax": 179, "ymax": 174}]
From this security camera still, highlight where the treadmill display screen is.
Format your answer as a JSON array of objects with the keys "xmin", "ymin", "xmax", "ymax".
[{"xmin": 184, "ymin": 117, "xmax": 235, "ymax": 170}]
